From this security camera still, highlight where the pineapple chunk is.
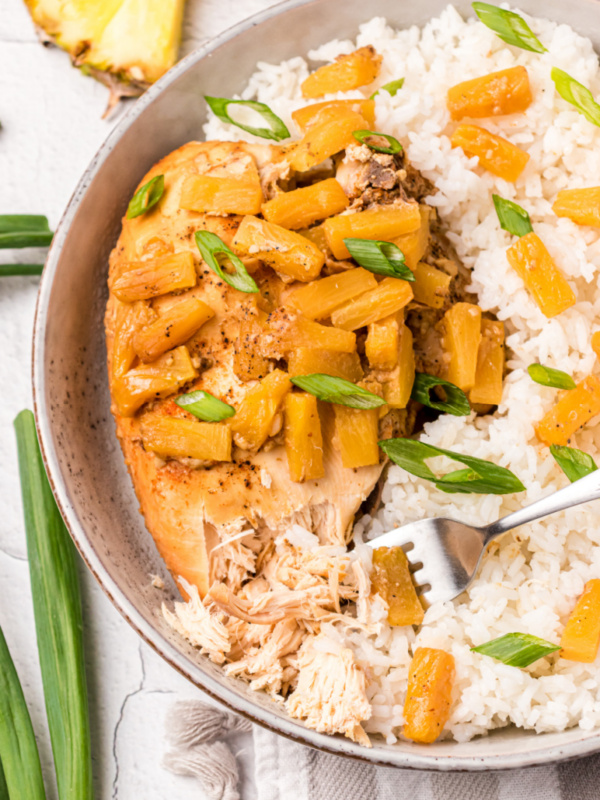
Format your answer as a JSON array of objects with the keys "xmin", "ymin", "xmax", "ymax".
[
  {"xmin": 111, "ymin": 300, "xmax": 155, "ymax": 379},
  {"xmin": 112, "ymin": 345, "xmax": 196, "ymax": 417},
  {"xmin": 301, "ymin": 46, "xmax": 382, "ymax": 98},
  {"xmin": 383, "ymin": 324, "xmax": 415, "ymax": 409},
  {"xmin": 179, "ymin": 174, "xmax": 263, "ymax": 216},
  {"xmin": 366, "ymin": 313, "xmax": 401, "ymax": 370},
  {"xmin": 371, "ymin": 547, "xmax": 424, "ymax": 626},
  {"xmin": 287, "ymin": 348, "xmax": 363, "ymax": 382},
  {"xmin": 133, "ymin": 297, "xmax": 214, "ymax": 362},
  {"xmin": 288, "ymin": 107, "xmax": 368, "ymax": 173},
  {"xmin": 232, "ymin": 215, "xmax": 324, "ymax": 282},
  {"xmin": 110, "ymin": 251, "xmax": 197, "ymax": 302},
  {"xmin": 404, "ymin": 648, "xmax": 455, "ymax": 744},
  {"xmin": 331, "ymin": 277, "xmax": 413, "ymax": 331},
  {"xmin": 234, "ymin": 299, "xmax": 271, "ymax": 381},
  {"xmin": 298, "ymin": 224, "xmax": 330, "ymax": 256},
  {"xmin": 229, "ymin": 369, "xmax": 291, "ymax": 451},
  {"xmin": 412, "ymin": 262, "xmax": 452, "ymax": 310},
  {"xmin": 394, "ymin": 206, "xmax": 432, "ymax": 270},
  {"xmin": 552, "ymin": 188, "xmax": 600, "ymax": 228},
  {"xmin": 470, "ymin": 319, "xmax": 505, "ymax": 405},
  {"xmin": 447, "ymin": 66, "xmax": 533, "ymax": 120},
  {"xmin": 442, "ymin": 303, "xmax": 482, "ymax": 392},
  {"xmin": 141, "ymin": 414, "xmax": 231, "ymax": 462},
  {"xmin": 535, "ymin": 375, "xmax": 600, "ymax": 446},
  {"xmin": 592, "ymin": 331, "xmax": 600, "ymax": 361},
  {"xmin": 261, "ymin": 179, "xmax": 349, "ymax": 230},
  {"xmin": 284, "ymin": 393, "xmax": 325, "ymax": 482},
  {"xmin": 323, "ymin": 203, "xmax": 422, "ymax": 260},
  {"xmin": 334, "ymin": 404, "xmax": 380, "ymax": 468},
  {"xmin": 451, "ymin": 124, "xmax": 529, "ymax": 182},
  {"xmin": 292, "ymin": 99, "xmax": 376, "ymax": 131},
  {"xmin": 506, "ymin": 232, "xmax": 576, "ymax": 318},
  {"xmin": 286, "ymin": 267, "xmax": 377, "ymax": 319},
  {"xmin": 265, "ymin": 310, "xmax": 357, "ymax": 356}
]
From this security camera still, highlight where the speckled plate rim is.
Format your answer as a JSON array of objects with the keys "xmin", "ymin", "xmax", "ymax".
[{"xmin": 32, "ymin": 0, "xmax": 600, "ymax": 770}]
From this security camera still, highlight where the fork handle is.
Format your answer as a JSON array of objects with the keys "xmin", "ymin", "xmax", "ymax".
[{"xmin": 483, "ymin": 466, "xmax": 600, "ymax": 543}]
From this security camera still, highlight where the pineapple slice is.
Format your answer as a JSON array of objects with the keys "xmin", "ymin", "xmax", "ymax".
[
  {"xmin": 234, "ymin": 299, "xmax": 271, "ymax": 381},
  {"xmin": 133, "ymin": 296, "xmax": 214, "ymax": 362},
  {"xmin": 535, "ymin": 375, "xmax": 600, "ymax": 446},
  {"xmin": 412, "ymin": 262, "xmax": 452, "ymax": 310},
  {"xmin": 470, "ymin": 319, "xmax": 505, "ymax": 406},
  {"xmin": 394, "ymin": 206, "xmax": 432, "ymax": 270},
  {"xmin": 447, "ymin": 66, "xmax": 533, "ymax": 120},
  {"xmin": 111, "ymin": 300, "xmax": 155, "ymax": 379},
  {"xmin": 24, "ymin": 0, "xmax": 186, "ymax": 114},
  {"xmin": 264, "ymin": 310, "xmax": 357, "ymax": 356},
  {"xmin": 110, "ymin": 251, "xmax": 197, "ymax": 302},
  {"xmin": 179, "ymin": 174, "xmax": 263, "ymax": 216},
  {"xmin": 323, "ymin": 204, "xmax": 422, "ymax": 260},
  {"xmin": 261, "ymin": 179, "xmax": 349, "ymax": 230},
  {"xmin": 331, "ymin": 277, "xmax": 413, "ymax": 331},
  {"xmin": 366, "ymin": 313, "xmax": 401, "ymax": 370},
  {"xmin": 382, "ymin": 324, "xmax": 415, "ymax": 409},
  {"xmin": 553, "ymin": 188, "xmax": 600, "ymax": 228},
  {"xmin": 287, "ymin": 348, "xmax": 363, "ymax": 382},
  {"xmin": 286, "ymin": 267, "xmax": 377, "ymax": 320},
  {"xmin": 333, "ymin": 404, "xmax": 380, "ymax": 468},
  {"xmin": 284, "ymin": 393, "xmax": 325, "ymax": 482},
  {"xmin": 371, "ymin": 547, "xmax": 424, "ymax": 626},
  {"xmin": 141, "ymin": 414, "xmax": 232, "ymax": 462},
  {"xmin": 442, "ymin": 303, "xmax": 482, "ymax": 392},
  {"xmin": 292, "ymin": 99, "xmax": 376, "ymax": 131},
  {"xmin": 301, "ymin": 47, "xmax": 382, "ymax": 98},
  {"xmin": 451, "ymin": 124, "xmax": 530, "ymax": 182},
  {"xmin": 288, "ymin": 107, "xmax": 368, "ymax": 173},
  {"xmin": 229, "ymin": 369, "xmax": 291, "ymax": 451}
]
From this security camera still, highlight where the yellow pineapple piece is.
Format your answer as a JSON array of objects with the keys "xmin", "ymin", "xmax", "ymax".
[
  {"xmin": 288, "ymin": 107, "xmax": 368, "ymax": 173},
  {"xmin": 262, "ymin": 178, "xmax": 349, "ymax": 230},
  {"xmin": 297, "ymin": 224, "xmax": 330, "ymax": 256},
  {"xmin": 284, "ymin": 393, "xmax": 325, "ymax": 482},
  {"xmin": 382, "ymin": 324, "xmax": 415, "ymax": 409},
  {"xmin": 447, "ymin": 66, "xmax": 533, "ymax": 120},
  {"xmin": 111, "ymin": 300, "xmax": 155, "ymax": 379},
  {"xmin": 265, "ymin": 310, "xmax": 357, "ymax": 356},
  {"xmin": 292, "ymin": 99, "xmax": 376, "ymax": 131},
  {"xmin": 286, "ymin": 267, "xmax": 377, "ymax": 320},
  {"xmin": 536, "ymin": 375, "xmax": 600, "ymax": 446},
  {"xmin": 553, "ymin": 187, "xmax": 600, "ymax": 228},
  {"xmin": 234, "ymin": 299, "xmax": 271, "ymax": 381},
  {"xmin": 331, "ymin": 277, "xmax": 413, "ymax": 331},
  {"xmin": 133, "ymin": 296, "xmax": 214, "ymax": 362},
  {"xmin": 301, "ymin": 46, "xmax": 382, "ymax": 98},
  {"xmin": 394, "ymin": 206, "xmax": 432, "ymax": 270},
  {"xmin": 366, "ymin": 313, "xmax": 401, "ymax": 370},
  {"xmin": 412, "ymin": 262, "xmax": 452, "ymax": 310},
  {"xmin": 110, "ymin": 251, "xmax": 197, "ymax": 302},
  {"xmin": 179, "ymin": 174, "xmax": 263, "ymax": 216},
  {"xmin": 323, "ymin": 203, "xmax": 422, "ymax": 260},
  {"xmin": 451, "ymin": 124, "xmax": 530, "ymax": 182},
  {"xmin": 287, "ymin": 348, "xmax": 363, "ymax": 382},
  {"xmin": 442, "ymin": 303, "xmax": 482, "ymax": 392},
  {"xmin": 334, "ymin": 404, "xmax": 380, "ymax": 468},
  {"xmin": 229, "ymin": 369, "xmax": 291, "ymax": 451},
  {"xmin": 470, "ymin": 319, "xmax": 505, "ymax": 405},
  {"xmin": 371, "ymin": 547, "xmax": 424, "ymax": 626},
  {"xmin": 141, "ymin": 414, "xmax": 232, "ymax": 462}
]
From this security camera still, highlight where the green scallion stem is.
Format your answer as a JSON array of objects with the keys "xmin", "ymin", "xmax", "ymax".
[
  {"xmin": 0, "ymin": 759, "xmax": 8, "ymax": 800},
  {"xmin": 14, "ymin": 410, "xmax": 92, "ymax": 800},
  {"xmin": 0, "ymin": 264, "xmax": 44, "ymax": 277}
]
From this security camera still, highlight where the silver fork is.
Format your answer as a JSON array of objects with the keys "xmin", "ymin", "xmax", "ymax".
[{"xmin": 366, "ymin": 468, "xmax": 600, "ymax": 605}]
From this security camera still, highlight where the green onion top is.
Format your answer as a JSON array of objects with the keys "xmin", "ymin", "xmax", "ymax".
[
  {"xmin": 352, "ymin": 129, "xmax": 403, "ymax": 155},
  {"xmin": 126, "ymin": 175, "xmax": 165, "ymax": 219},
  {"xmin": 175, "ymin": 390, "xmax": 236, "ymax": 422},
  {"xmin": 205, "ymin": 96, "xmax": 290, "ymax": 142},
  {"xmin": 0, "ymin": 214, "xmax": 53, "ymax": 249},
  {"xmin": 343, "ymin": 238, "xmax": 415, "ymax": 280},
  {"xmin": 472, "ymin": 2, "xmax": 547, "ymax": 53},
  {"xmin": 471, "ymin": 632, "xmax": 560, "ymax": 668},
  {"xmin": 550, "ymin": 444, "xmax": 598, "ymax": 483},
  {"xmin": 551, "ymin": 68, "xmax": 600, "ymax": 129},
  {"xmin": 492, "ymin": 194, "xmax": 533, "ymax": 238},
  {"xmin": 411, "ymin": 373, "xmax": 471, "ymax": 416},
  {"xmin": 379, "ymin": 438, "xmax": 525, "ymax": 495},
  {"xmin": 527, "ymin": 363, "xmax": 576, "ymax": 390},
  {"xmin": 290, "ymin": 374, "xmax": 386, "ymax": 409},
  {"xmin": 371, "ymin": 78, "xmax": 405, "ymax": 99},
  {"xmin": 195, "ymin": 230, "xmax": 258, "ymax": 293}
]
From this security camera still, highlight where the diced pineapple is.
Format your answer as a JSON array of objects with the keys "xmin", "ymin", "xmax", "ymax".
[
  {"xmin": 366, "ymin": 313, "xmax": 401, "ymax": 370},
  {"xmin": 301, "ymin": 46, "xmax": 382, "ymax": 98},
  {"xmin": 265, "ymin": 310, "xmax": 357, "ymax": 356},
  {"xmin": 141, "ymin": 414, "xmax": 231, "ymax": 462},
  {"xmin": 133, "ymin": 297, "xmax": 214, "ymax": 362},
  {"xmin": 297, "ymin": 224, "xmax": 330, "ymax": 256},
  {"xmin": 287, "ymin": 348, "xmax": 363, "ymax": 382},
  {"xmin": 288, "ymin": 107, "xmax": 368, "ymax": 173},
  {"xmin": 284, "ymin": 393, "xmax": 325, "ymax": 482},
  {"xmin": 112, "ymin": 345, "xmax": 197, "ymax": 417},
  {"xmin": 110, "ymin": 251, "xmax": 197, "ymax": 302},
  {"xmin": 323, "ymin": 203, "xmax": 422, "ymax": 260},
  {"xmin": 234, "ymin": 299, "xmax": 271, "ymax": 381},
  {"xmin": 261, "ymin": 179, "xmax": 349, "ymax": 230},
  {"xmin": 535, "ymin": 375, "xmax": 600, "ymax": 446},
  {"xmin": 470, "ymin": 319, "xmax": 505, "ymax": 405},
  {"xmin": 451, "ymin": 124, "xmax": 530, "ymax": 182},
  {"xmin": 412, "ymin": 262, "xmax": 452, "ymax": 310},
  {"xmin": 286, "ymin": 267, "xmax": 377, "ymax": 319},
  {"xmin": 394, "ymin": 206, "xmax": 432, "ymax": 270},
  {"xmin": 232, "ymin": 215, "xmax": 324, "ymax": 282},
  {"xmin": 292, "ymin": 99, "xmax": 376, "ymax": 131},
  {"xmin": 331, "ymin": 277, "xmax": 413, "ymax": 331},
  {"xmin": 403, "ymin": 648, "xmax": 455, "ymax": 744},
  {"xmin": 592, "ymin": 331, "xmax": 600, "ymax": 361},
  {"xmin": 382, "ymin": 324, "xmax": 415, "ymax": 409},
  {"xmin": 333, "ymin": 404, "xmax": 380, "ymax": 468},
  {"xmin": 552, "ymin": 188, "xmax": 600, "ymax": 228},
  {"xmin": 447, "ymin": 66, "xmax": 533, "ymax": 120},
  {"xmin": 179, "ymin": 174, "xmax": 263, "ymax": 216},
  {"xmin": 111, "ymin": 300, "xmax": 155, "ymax": 379},
  {"xmin": 506, "ymin": 232, "xmax": 576, "ymax": 318},
  {"xmin": 371, "ymin": 547, "xmax": 424, "ymax": 626},
  {"xmin": 229, "ymin": 369, "xmax": 291, "ymax": 450},
  {"xmin": 442, "ymin": 302, "xmax": 482, "ymax": 392}
]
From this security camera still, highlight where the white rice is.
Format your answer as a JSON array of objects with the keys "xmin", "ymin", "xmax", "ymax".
[{"xmin": 204, "ymin": 6, "xmax": 600, "ymax": 743}]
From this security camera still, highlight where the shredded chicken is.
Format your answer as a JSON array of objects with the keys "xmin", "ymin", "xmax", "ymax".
[{"xmin": 162, "ymin": 578, "xmax": 230, "ymax": 664}]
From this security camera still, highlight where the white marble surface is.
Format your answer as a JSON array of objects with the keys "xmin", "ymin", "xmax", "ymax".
[{"xmin": 0, "ymin": 0, "xmax": 280, "ymax": 796}]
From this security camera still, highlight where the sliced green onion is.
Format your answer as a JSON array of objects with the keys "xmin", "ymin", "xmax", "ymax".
[
  {"xmin": 0, "ymin": 264, "xmax": 44, "ymax": 277},
  {"xmin": 195, "ymin": 230, "xmax": 258, "ymax": 293},
  {"xmin": 471, "ymin": 632, "xmax": 560, "ymax": 667},
  {"xmin": 378, "ymin": 438, "xmax": 525, "ymax": 495},
  {"xmin": 0, "ymin": 214, "xmax": 53, "ymax": 249},
  {"xmin": 550, "ymin": 444, "xmax": 598, "ymax": 483},
  {"xmin": 175, "ymin": 390, "xmax": 236, "ymax": 422},
  {"xmin": 551, "ymin": 67, "xmax": 600, "ymax": 128},
  {"xmin": 411, "ymin": 373, "xmax": 471, "ymax": 416},
  {"xmin": 14, "ymin": 410, "xmax": 92, "ymax": 800},
  {"xmin": 370, "ymin": 78, "xmax": 405, "ymax": 99},
  {"xmin": 0, "ymin": 760, "xmax": 8, "ymax": 800},
  {"xmin": 472, "ymin": 2, "xmax": 547, "ymax": 53},
  {"xmin": 343, "ymin": 238, "xmax": 414, "ymax": 280},
  {"xmin": 352, "ymin": 129, "xmax": 402, "ymax": 155},
  {"xmin": 205, "ymin": 96, "xmax": 290, "ymax": 142},
  {"xmin": 126, "ymin": 175, "xmax": 165, "ymax": 219},
  {"xmin": 0, "ymin": 624, "xmax": 46, "ymax": 800},
  {"xmin": 527, "ymin": 363, "xmax": 576, "ymax": 390},
  {"xmin": 492, "ymin": 194, "xmax": 533, "ymax": 238},
  {"xmin": 291, "ymin": 374, "xmax": 386, "ymax": 409}
]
